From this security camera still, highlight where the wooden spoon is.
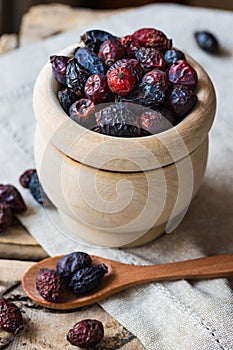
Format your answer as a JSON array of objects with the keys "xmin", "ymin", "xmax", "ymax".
[{"xmin": 22, "ymin": 254, "xmax": 233, "ymax": 310}]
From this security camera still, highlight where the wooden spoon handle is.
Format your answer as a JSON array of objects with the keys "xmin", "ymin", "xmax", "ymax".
[{"xmin": 124, "ymin": 254, "xmax": 233, "ymax": 286}]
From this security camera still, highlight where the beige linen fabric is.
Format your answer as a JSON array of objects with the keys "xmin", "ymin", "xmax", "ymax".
[{"xmin": 0, "ymin": 4, "xmax": 233, "ymax": 350}]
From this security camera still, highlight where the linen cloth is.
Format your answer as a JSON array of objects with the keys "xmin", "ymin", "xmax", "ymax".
[{"xmin": 0, "ymin": 4, "xmax": 233, "ymax": 350}]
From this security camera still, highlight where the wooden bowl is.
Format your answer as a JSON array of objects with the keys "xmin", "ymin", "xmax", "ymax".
[{"xmin": 33, "ymin": 45, "xmax": 216, "ymax": 247}]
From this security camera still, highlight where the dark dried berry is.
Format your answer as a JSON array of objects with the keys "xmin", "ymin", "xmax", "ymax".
[
  {"xmin": 132, "ymin": 28, "xmax": 172, "ymax": 51},
  {"xmin": 164, "ymin": 49, "xmax": 186, "ymax": 66},
  {"xmin": 81, "ymin": 29, "xmax": 117, "ymax": 54},
  {"xmin": 69, "ymin": 99, "xmax": 96, "ymax": 128},
  {"xmin": 36, "ymin": 268, "xmax": 64, "ymax": 302},
  {"xmin": 0, "ymin": 203, "xmax": 12, "ymax": 233},
  {"xmin": 56, "ymin": 252, "xmax": 92, "ymax": 280},
  {"xmin": 67, "ymin": 319, "xmax": 104, "ymax": 348},
  {"xmin": 19, "ymin": 169, "xmax": 37, "ymax": 188},
  {"xmin": 135, "ymin": 47, "xmax": 166, "ymax": 71},
  {"xmin": 85, "ymin": 74, "xmax": 111, "ymax": 104},
  {"xmin": 92, "ymin": 124, "xmax": 150, "ymax": 138},
  {"xmin": 69, "ymin": 264, "xmax": 108, "ymax": 295},
  {"xmin": 120, "ymin": 35, "xmax": 137, "ymax": 56},
  {"xmin": 122, "ymin": 83, "xmax": 165, "ymax": 107},
  {"xmin": 98, "ymin": 38, "xmax": 126, "ymax": 66},
  {"xmin": 169, "ymin": 85, "xmax": 198, "ymax": 118},
  {"xmin": 140, "ymin": 108, "xmax": 176, "ymax": 134},
  {"xmin": 107, "ymin": 67, "xmax": 136, "ymax": 96},
  {"xmin": 29, "ymin": 172, "xmax": 50, "ymax": 206},
  {"xmin": 75, "ymin": 47, "xmax": 105, "ymax": 75},
  {"xmin": 168, "ymin": 60, "xmax": 198, "ymax": 90},
  {"xmin": 142, "ymin": 69, "xmax": 170, "ymax": 92},
  {"xmin": 107, "ymin": 58, "xmax": 144, "ymax": 81},
  {"xmin": 50, "ymin": 55, "xmax": 69, "ymax": 85},
  {"xmin": 194, "ymin": 31, "xmax": 219, "ymax": 54},
  {"xmin": 0, "ymin": 298, "xmax": 23, "ymax": 334},
  {"xmin": 0, "ymin": 185, "xmax": 27, "ymax": 214},
  {"xmin": 58, "ymin": 88, "xmax": 79, "ymax": 114},
  {"xmin": 66, "ymin": 58, "xmax": 89, "ymax": 96}
]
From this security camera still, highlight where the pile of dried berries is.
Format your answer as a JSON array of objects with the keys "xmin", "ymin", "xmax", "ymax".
[
  {"xmin": 51, "ymin": 27, "xmax": 199, "ymax": 137},
  {"xmin": 0, "ymin": 185, "xmax": 27, "ymax": 233},
  {"xmin": 36, "ymin": 251, "xmax": 108, "ymax": 302}
]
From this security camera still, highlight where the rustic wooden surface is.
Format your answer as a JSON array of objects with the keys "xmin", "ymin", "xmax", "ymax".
[{"xmin": 0, "ymin": 3, "xmax": 145, "ymax": 349}]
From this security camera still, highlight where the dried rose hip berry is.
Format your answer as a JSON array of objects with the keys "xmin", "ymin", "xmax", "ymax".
[
  {"xmin": 168, "ymin": 60, "xmax": 198, "ymax": 90},
  {"xmin": 0, "ymin": 203, "xmax": 12, "ymax": 233},
  {"xmin": 69, "ymin": 99, "xmax": 96, "ymax": 128},
  {"xmin": 75, "ymin": 47, "xmax": 105, "ymax": 75},
  {"xmin": 67, "ymin": 319, "xmax": 104, "ymax": 348},
  {"xmin": 98, "ymin": 38, "xmax": 126, "ymax": 66},
  {"xmin": 164, "ymin": 49, "xmax": 186, "ymax": 66},
  {"xmin": 29, "ymin": 172, "xmax": 50, "ymax": 206},
  {"xmin": 58, "ymin": 88, "xmax": 79, "ymax": 114},
  {"xmin": 142, "ymin": 69, "xmax": 170, "ymax": 92},
  {"xmin": 0, "ymin": 184, "xmax": 27, "ymax": 214},
  {"xmin": 107, "ymin": 67, "xmax": 136, "ymax": 96},
  {"xmin": 0, "ymin": 298, "xmax": 23, "ymax": 334},
  {"xmin": 132, "ymin": 27, "xmax": 172, "ymax": 51},
  {"xmin": 69, "ymin": 264, "xmax": 108, "ymax": 295},
  {"xmin": 19, "ymin": 169, "xmax": 37, "ymax": 188},
  {"xmin": 36, "ymin": 268, "xmax": 64, "ymax": 302},
  {"xmin": 120, "ymin": 35, "xmax": 137, "ymax": 56},
  {"xmin": 81, "ymin": 29, "xmax": 117, "ymax": 54},
  {"xmin": 169, "ymin": 85, "xmax": 198, "ymax": 118},
  {"xmin": 140, "ymin": 108, "xmax": 176, "ymax": 134},
  {"xmin": 56, "ymin": 252, "xmax": 92, "ymax": 280},
  {"xmin": 107, "ymin": 58, "xmax": 144, "ymax": 81},
  {"xmin": 93, "ymin": 124, "xmax": 150, "ymax": 137},
  {"xmin": 50, "ymin": 55, "xmax": 69, "ymax": 85},
  {"xmin": 135, "ymin": 47, "xmax": 166, "ymax": 71},
  {"xmin": 122, "ymin": 83, "xmax": 165, "ymax": 107},
  {"xmin": 84, "ymin": 74, "xmax": 111, "ymax": 104},
  {"xmin": 194, "ymin": 31, "xmax": 219, "ymax": 54},
  {"xmin": 66, "ymin": 58, "xmax": 89, "ymax": 96}
]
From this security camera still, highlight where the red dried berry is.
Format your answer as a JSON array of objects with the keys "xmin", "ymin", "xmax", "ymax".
[
  {"xmin": 85, "ymin": 74, "xmax": 111, "ymax": 104},
  {"xmin": 98, "ymin": 38, "xmax": 126, "ymax": 65},
  {"xmin": 0, "ymin": 185, "xmax": 27, "ymax": 214},
  {"xmin": 135, "ymin": 47, "xmax": 166, "ymax": 71},
  {"xmin": 168, "ymin": 60, "xmax": 198, "ymax": 90},
  {"xmin": 19, "ymin": 169, "xmax": 37, "ymax": 188},
  {"xmin": 169, "ymin": 85, "xmax": 198, "ymax": 118},
  {"xmin": 132, "ymin": 27, "xmax": 172, "ymax": 50},
  {"xmin": 0, "ymin": 298, "xmax": 23, "ymax": 334},
  {"xmin": 107, "ymin": 67, "xmax": 136, "ymax": 96},
  {"xmin": 107, "ymin": 58, "xmax": 143, "ymax": 81},
  {"xmin": 36, "ymin": 268, "xmax": 64, "ymax": 302},
  {"xmin": 50, "ymin": 55, "xmax": 69, "ymax": 85},
  {"xmin": 69, "ymin": 99, "xmax": 96, "ymax": 128},
  {"xmin": 0, "ymin": 203, "xmax": 12, "ymax": 233},
  {"xmin": 67, "ymin": 319, "xmax": 104, "ymax": 348},
  {"xmin": 142, "ymin": 69, "xmax": 170, "ymax": 92},
  {"xmin": 140, "ymin": 108, "xmax": 176, "ymax": 134},
  {"xmin": 120, "ymin": 35, "xmax": 137, "ymax": 56}
]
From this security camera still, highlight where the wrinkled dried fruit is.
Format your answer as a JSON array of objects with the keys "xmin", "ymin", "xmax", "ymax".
[
  {"xmin": 58, "ymin": 88, "xmax": 79, "ymax": 114},
  {"xmin": 135, "ymin": 47, "xmax": 166, "ymax": 71},
  {"xmin": 67, "ymin": 319, "xmax": 104, "ymax": 348},
  {"xmin": 132, "ymin": 27, "xmax": 172, "ymax": 50},
  {"xmin": 29, "ymin": 172, "xmax": 50, "ymax": 206},
  {"xmin": 164, "ymin": 49, "xmax": 186, "ymax": 66},
  {"xmin": 0, "ymin": 298, "xmax": 23, "ymax": 334},
  {"xmin": 19, "ymin": 169, "xmax": 37, "ymax": 188},
  {"xmin": 36, "ymin": 268, "xmax": 64, "ymax": 302},
  {"xmin": 107, "ymin": 58, "xmax": 143, "ymax": 81},
  {"xmin": 122, "ymin": 83, "xmax": 165, "ymax": 107},
  {"xmin": 140, "ymin": 108, "xmax": 176, "ymax": 134},
  {"xmin": 194, "ymin": 31, "xmax": 219, "ymax": 54},
  {"xmin": 66, "ymin": 58, "xmax": 89, "ymax": 96},
  {"xmin": 142, "ymin": 69, "xmax": 170, "ymax": 92},
  {"xmin": 75, "ymin": 47, "xmax": 105, "ymax": 75},
  {"xmin": 69, "ymin": 99, "xmax": 96, "ymax": 128},
  {"xmin": 81, "ymin": 29, "xmax": 117, "ymax": 54},
  {"xmin": 168, "ymin": 60, "xmax": 198, "ymax": 90},
  {"xmin": 69, "ymin": 264, "xmax": 108, "ymax": 295},
  {"xmin": 56, "ymin": 252, "xmax": 92, "ymax": 280},
  {"xmin": 107, "ymin": 67, "xmax": 136, "ymax": 96},
  {"xmin": 169, "ymin": 85, "xmax": 198, "ymax": 118},
  {"xmin": 50, "ymin": 55, "xmax": 69, "ymax": 85},
  {"xmin": 0, "ymin": 203, "xmax": 12, "ymax": 233},
  {"xmin": 98, "ymin": 38, "xmax": 126, "ymax": 66},
  {"xmin": 84, "ymin": 74, "xmax": 111, "ymax": 104},
  {"xmin": 120, "ymin": 35, "xmax": 137, "ymax": 56},
  {"xmin": 0, "ymin": 185, "xmax": 27, "ymax": 214}
]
